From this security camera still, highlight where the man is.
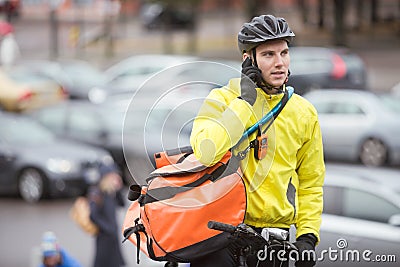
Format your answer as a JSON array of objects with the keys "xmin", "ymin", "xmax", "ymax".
[
  {"xmin": 189, "ymin": 14, "xmax": 325, "ymax": 267},
  {"xmin": 39, "ymin": 231, "xmax": 82, "ymax": 267}
]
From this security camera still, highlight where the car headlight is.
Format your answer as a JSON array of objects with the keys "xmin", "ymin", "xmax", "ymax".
[
  {"xmin": 47, "ymin": 158, "xmax": 79, "ymax": 173},
  {"xmin": 88, "ymin": 87, "xmax": 107, "ymax": 104}
]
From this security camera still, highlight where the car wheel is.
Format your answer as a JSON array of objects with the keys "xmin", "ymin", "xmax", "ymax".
[
  {"xmin": 18, "ymin": 168, "xmax": 46, "ymax": 203},
  {"xmin": 359, "ymin": 138, "xmax": 388, "ymax": 167}
]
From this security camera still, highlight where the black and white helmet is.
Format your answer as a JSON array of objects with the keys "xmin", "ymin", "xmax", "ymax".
[{"xmin": 238, "ymin": 14, "xmax": 295, "ymax": 53}]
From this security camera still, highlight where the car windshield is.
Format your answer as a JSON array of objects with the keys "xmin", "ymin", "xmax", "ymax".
[
  {"xmin": 62, "ymin": 63, "xmax": 108, "ymax": 86},
  {"xmin": 0, "ymin": 117, "xmax": 55, "ymax": 144},
  {"xmin": 9, "ymin": 71, "xmax": 49, "ymax": 83},
  {"xmin": 98, "ymin": 109, "xmax": 128, "ymax": 134}
]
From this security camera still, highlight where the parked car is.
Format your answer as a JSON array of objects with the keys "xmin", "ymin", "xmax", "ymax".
[
  {"xmin": 304, "ymin": 89, "xmax": 400, "ymax": 167},
  {"xmin": 0, "ymin": 111, "xmax": 114, "ymax": 203},
  {"xmin": 15, "ymin": 59, "xmax": 108, "ymax": 100},
  {"xmin": 0, "ymin": 68, "xmax": 67, "ymax": 112},
  {"xmin": 28, "ymin": 100, "xmax": 135, "ymax": 185},
  {"xmin": 317, "ymin": 163, "xmax": 400, "ymax": 266},
  {"xmin": 288, "ymin": 47, "xmax": 368, "ymax": 95},
  {"xmin": 89, "ymin": 54, "xmax": 198, "ymax": 103},
  {"xmin": 89, "ymin": 54, "xmax": 240, "ymax": 103}
]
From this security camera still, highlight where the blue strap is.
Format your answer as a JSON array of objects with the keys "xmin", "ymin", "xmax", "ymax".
[{"xmin": 237, "ymin": 86, "xmax": 294, "ymax": 146}]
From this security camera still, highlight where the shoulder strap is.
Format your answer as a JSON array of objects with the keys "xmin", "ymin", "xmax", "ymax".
[
  {"xmin": 236, "ymin": 86, "xmax": 294, "ymax": 146},
  {"xmin": 271, "ymin": 86, "xmax": 292, "ymax": 120}
]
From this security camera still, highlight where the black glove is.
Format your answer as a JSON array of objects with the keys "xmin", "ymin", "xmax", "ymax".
[
  {"xmin": 294, "ymin": 234, "xmax": 317, "ymax": 267},
  {"xmin": 240, "ymin": 57, "xmax": 263, "ymax": 106}
]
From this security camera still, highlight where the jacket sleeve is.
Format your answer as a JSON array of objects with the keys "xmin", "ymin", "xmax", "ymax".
[
  {"xmin": 295, "ymin": 116, "xmax": 325, "ymax": 242},
  {"xmin": 190, "ymin": 88, "xmax": 253, "ymax": 166}
]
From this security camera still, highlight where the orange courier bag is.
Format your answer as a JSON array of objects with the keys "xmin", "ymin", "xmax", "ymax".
[{"xmin": 122, "ymin": 147, "xmax": 246, "ymax": 263}]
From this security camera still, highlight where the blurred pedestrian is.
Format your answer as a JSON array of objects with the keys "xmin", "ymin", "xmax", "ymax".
[
  {"xmin": 88, "ymin": 163, "xmax": 126, "ymax": 267},
  {"xmin": 0, "ymin": 20, "xmax": 20, "ymax": 69},
  {"xmin": 39, "ymin": 231, "xmax": 82, "ymax": 267}
]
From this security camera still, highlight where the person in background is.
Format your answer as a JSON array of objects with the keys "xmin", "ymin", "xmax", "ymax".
[
  {"xmin": 39, "ymin": 231, "xmax": 82, "ymax": 267},
  {"xmin": 0, "ymin": 20, "xmax": 20, "ymax": 69},
  {"xmin": 88, "ymin": 163, "xmax": 126, "ymax": 267}
]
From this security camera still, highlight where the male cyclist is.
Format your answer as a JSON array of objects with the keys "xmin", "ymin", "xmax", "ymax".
[{"xmin": 190, "ymin": 14, "xmax": 325, "ymax": 267}]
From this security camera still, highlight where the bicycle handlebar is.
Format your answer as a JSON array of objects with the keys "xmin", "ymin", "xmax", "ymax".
[
  {"xmin": 207, "ymin": 221, "xmax": 236, "ymax": 234},
  {"xmin": 208, "ymin": 221, "xmax": 297, "ymax": 251}
]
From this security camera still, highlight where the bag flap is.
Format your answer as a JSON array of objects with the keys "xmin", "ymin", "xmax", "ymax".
[
  {"xmin": 149, "ymin": 151, "xmax": 232, "ymax": 179},
  {"xmin": 149, "ymin": 154, "xmax": 204, "ymax": 178}
]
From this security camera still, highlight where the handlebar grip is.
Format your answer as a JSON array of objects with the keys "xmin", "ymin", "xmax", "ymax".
[{"xmin": 207, "ymin": 221, "xmax": 236, "ymax": 234}]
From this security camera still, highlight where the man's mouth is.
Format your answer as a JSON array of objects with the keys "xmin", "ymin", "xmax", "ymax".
[{"xmin": 271, "ymin": 71, "xmax": 286, "ymax": 78}]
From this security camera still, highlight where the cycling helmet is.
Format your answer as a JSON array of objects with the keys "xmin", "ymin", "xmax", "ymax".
[{"xmin": 238, "ymin": 14, "xmax": 295, "ymax": 53}]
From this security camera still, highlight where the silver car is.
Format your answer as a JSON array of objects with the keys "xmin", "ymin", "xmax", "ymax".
[
  {"xmin": 304, "ymin": 89, "xmax": 400, "ymax": 166},
  {"xmin": 316, "ymin": 163, "xmax": 400, "ymax": 266}
]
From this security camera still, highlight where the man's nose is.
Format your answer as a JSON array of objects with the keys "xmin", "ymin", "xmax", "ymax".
[{"xmin": 275, "ymin": 55, "xmax": 284, "ymax": 66}]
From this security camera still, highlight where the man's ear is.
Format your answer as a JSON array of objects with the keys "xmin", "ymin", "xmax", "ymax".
[{"xmin": 242, "ymin": 53, "xmax": 250, "ymax": 61}]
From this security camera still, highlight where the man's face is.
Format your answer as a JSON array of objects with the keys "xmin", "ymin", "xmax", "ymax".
[{"xmin": 248, "ymin": 39, "xmax": 290, "ymax": 88}]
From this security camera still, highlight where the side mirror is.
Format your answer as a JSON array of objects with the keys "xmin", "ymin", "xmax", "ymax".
[{"xmin": 388, "ymin": 214, "xmax": 400, "ymax": 227}]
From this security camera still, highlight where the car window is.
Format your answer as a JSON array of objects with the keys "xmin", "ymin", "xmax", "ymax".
[
  {"xmin": 332, "ymin": 102, "xmax": 364, "ymax": 114},
  {"xmin": 0, "ymin": 117, "xmax": 55, "ymax": 144},
  {"xmin": 62, "ymin": 63, "xmax": 107, "ymax": 86},
  {"xmin": 34, "ymin": 108, "xmax": 67, "ymax": 135},
  {"xmin": 98, "ymin": 109, "xmax": 126, "ymax": 134},
  {"xmin": 312, "ymin": 101, "xmax": 335, "ymax": 114},
  {"xmin": 343, "ymin": 188, "xmax": 400, "ymax": 223},
  {"xmin": 69, "ymin": 111, "xmax": 103, "ymax": 138},
  {"xmin": 323, "ymin": 185, "xmax": 343, "ymax": 215}
]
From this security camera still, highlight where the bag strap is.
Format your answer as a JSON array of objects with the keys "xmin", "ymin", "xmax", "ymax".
[
  {"xmin": 234, "ymin": 86, "xmax": 294, "ymax": 159},
  {"xmin": 122, "ymin": 218, "xmax": 146, "ymax": 264}
]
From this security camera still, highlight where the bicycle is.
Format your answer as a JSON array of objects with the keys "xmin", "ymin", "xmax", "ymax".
[{"xmin": 164, "ymin": 221, "xmax": 297, "ymax": 267}]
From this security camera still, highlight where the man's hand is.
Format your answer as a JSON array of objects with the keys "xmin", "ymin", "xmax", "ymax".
[
  {"xmin": 294, "ymin": 234, "xmax": 317, "ymax": 267},
  {"xmin": 240, "ymin": 57, "xmax": 263, "ymax": 106}
]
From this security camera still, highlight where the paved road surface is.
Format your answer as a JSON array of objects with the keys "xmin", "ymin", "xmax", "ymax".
[{"xmin": 0, "ymin": 194, "xmax": 168, "ymax": 267}]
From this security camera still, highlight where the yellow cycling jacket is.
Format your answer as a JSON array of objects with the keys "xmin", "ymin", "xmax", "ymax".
[{"xmin": 190, "ymin": 78, "xmax": 325, "ymax": 241}]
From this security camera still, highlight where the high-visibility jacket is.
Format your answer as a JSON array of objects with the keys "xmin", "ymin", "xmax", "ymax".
[{"xmin": 190, "ymin": 78, "xmax": 325, "ymax": 240}]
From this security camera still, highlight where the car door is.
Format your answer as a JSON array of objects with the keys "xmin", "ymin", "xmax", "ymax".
[
  {"xmin": 317, "ymin": 99, "xmax": 370, "ymax": 160},
  {"xmin": 0, "ymin": 141, "xmax": 17, "ymax": 191},
  {"xmin": 66, "ymin": 107, "xmax": 107, "ymax": 147},
  {"xmin": 319, "ymin": 185, "xmax": 400, "ymax": 266}
]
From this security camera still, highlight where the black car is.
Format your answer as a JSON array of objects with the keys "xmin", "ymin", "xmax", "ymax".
[
  {"xmin": 0, "ymin": 112, "xmax": 114, "ymax": 202},
  {"xmin": 288, "ymin": 46, "xmax": 368, "ymax": 95}
]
